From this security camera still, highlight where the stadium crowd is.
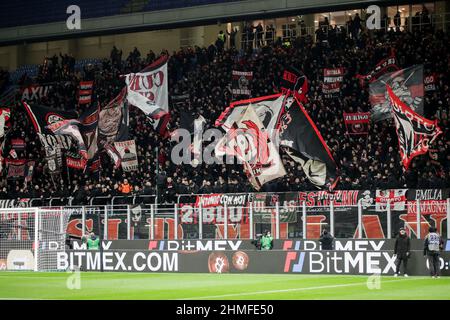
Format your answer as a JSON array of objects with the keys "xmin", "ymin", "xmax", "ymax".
[{"xmin": 0, "ymin": 19, "xmax": 449, "ymax": 204}]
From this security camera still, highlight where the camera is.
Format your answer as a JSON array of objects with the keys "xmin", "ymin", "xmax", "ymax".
[{"xmin": 251, "ymin": 233, "xmax": 263, "ymax": 250}]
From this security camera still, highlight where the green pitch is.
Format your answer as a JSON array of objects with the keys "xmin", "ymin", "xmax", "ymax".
[{"xmin": 0, "ymin": 272, "xmax": 450, "ymax": 300}]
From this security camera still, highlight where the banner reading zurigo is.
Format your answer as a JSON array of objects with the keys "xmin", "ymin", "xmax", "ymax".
[
  {"xmin": 343, "ymin": 112, "xmax": 370, "ymax": 135},
  {"xmin": 125, "ymin": 55, "xmax": 170, "ymax": 137},
  {"xmin": 232, "ymin": 70, "xmax": 253, "ymax": 96},
  {"xmin": 114, "ymin": 140, "xmax": 138, "ymax": 172}
]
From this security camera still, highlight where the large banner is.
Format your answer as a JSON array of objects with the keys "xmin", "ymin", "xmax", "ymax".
[
  {"xmin": 56, "ymin": 247, "xmax": 450, "ymax": 275},
  {"xmin": 343, "ymin": 112, "xmax": 370, "ymax": 135},
  {"xmin": 114, "ymin": 140, "xmax": 138, "ymax": 172},
  {"xmin": 322, "ymin": 68, "xmax": 345, "ymax": 97},
  {"xmin": 6, "ymin": 159, "xmax": 26, "ymax": 179},
  {"xmin": 370, "ymin": 65, "xmax": 424, "ymax": 122},
  {"xmin": 232, "ymin": 70, "xmax": 253, "ymax": 96}
]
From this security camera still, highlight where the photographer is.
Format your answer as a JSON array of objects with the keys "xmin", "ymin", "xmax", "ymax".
[
  {"xmin": 319, "ymin": 229, "xmax": 334, "ymax": 250},
  {"xmin": 261, "ymin": 230, "xmax": 273, "ymax": 250}
]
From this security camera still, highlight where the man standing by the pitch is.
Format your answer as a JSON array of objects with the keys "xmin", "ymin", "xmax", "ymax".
[
  {"xmin": 423, "ymin": 227, "xmax": 444, "ymax": 278},
  {"xmin": 394, "ymin": 228, "xmax": 410, "ymax": 277}
]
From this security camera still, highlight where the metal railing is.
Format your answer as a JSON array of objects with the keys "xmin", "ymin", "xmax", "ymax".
[{"xmin": 46, "ymin": 198, "xmax": 450, "ymax": 241}]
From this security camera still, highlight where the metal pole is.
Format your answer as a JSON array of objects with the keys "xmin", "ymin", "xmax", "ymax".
[
  {"xmin": 387, "ymin": 200, "xmax": 391, "ymax": 239},
  {"xmin": 127, "ymin": 205, "xmax": 131, "ymax": 240},
  {"xmin": 249, "ymin": 202, "xmax": 253, "ymax": 240},
  {"xmin": 224, "ymin": 203, "xmax": 228, "ymax": 240},
  {"xmin": 34, "ymin": 208, "xmax": 39, "ymax": 272},
  {"xmin": 330, "ymin": 200, "xmax": 334, "ymax": 236},
  {"xmin": 81, "ymin": 206, "xmax": 86, "ymax": 237},
  {"xmin": 199, "ymin": 202, "xmax": 203, "ymax": 240},
  {"xmin": 275, "ymin": 202, "xmax": 280, "ymax": 239},
  {"xmin": 416, "ymin": 200, "xmax": 421, "ymax": 239},
  {"xmin": 358, "ymin": 199, "xmax": 363, "ymax": 239},
  {"xmin": 150, "ymin": 204, "xmax": 155, "ymax": 240},
  {"xmin": 104, "ymin": 205, "xmax": 108, "ymax": 240},
  {"xmin": 18, "ymin": 212, "xmax": 21, "ymax": 240},
  {"xmin": 447, "ymin": 198, "xmax": 450, "ymax": 239},
  {"xmin": 302, "ymin": 202, "xmax": 307, "ymax": 239},
  {"xmin": 174, "ymin": 203, "xmax": 178, "ymax": 240}
]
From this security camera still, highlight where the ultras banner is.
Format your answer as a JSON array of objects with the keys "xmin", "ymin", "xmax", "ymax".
[
  {"xmin": 125, "ymin": 55, "xmax": 170, "ymax": 137},
  {"xmin": 0, "ymin": 108, "xmax": 10, "ymax": 138},
  {"xmin": 57, "ymin": 249, "xmax": 450, "ymax": 275},
  {"xmin": 387, "ymin": 85, "xmax": 442, "ymax": 170},
  {"xmin": 78, "ymin": 81, "xmax": 94, "ymax": 105},
  {"xmin": 343, "ymin": 112, "xmax": 370, "ymax": 135},
  {"xmin": 322, "ymin": 68, "xmax": 345, "ymax": 97},
  {"xmin": 370, "ymin": 65, "xmax": 424, "ymax": 122},
  {"xmin": 114, "ymin": 140, "xmax": 138, "ymax": 172},
  {"xmin": 232, "ymin": 70, "xmax": 253, "ymax": 96}
]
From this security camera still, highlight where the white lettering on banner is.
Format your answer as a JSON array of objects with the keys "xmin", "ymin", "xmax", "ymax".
[
  {"xmin": 304, "ymin": 241, "xmax": 317, "ymax": 251},
  {"xmin": 309, "ymin": 252, "xmax": 324, "ymax": 272},
  {"xmin": 366, "ymin": 252, "xmax": 382, "ymax": 274},
  {"xmin": 58, "ymin": 252, "xmax": 178, "ymax": 272},
  {"xmin": 344, "ymin": 252, "xmax": 364, "ymax": 273},
  {"xmin": 382, "ymin": 253, "xmax": 397, "ymax": 273}
]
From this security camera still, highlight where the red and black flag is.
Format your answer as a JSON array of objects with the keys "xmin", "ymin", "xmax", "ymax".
[
  {"xmin": 322, "ymin": 68, "xmax": 345, "ymax": 98},
  {"xmin": 22, "ymin": 102, "xmax": 78, "ymax": 134},
  {"xmin": 370, "ymin": 65, "xmax": 424, "ymax": 122},
  {"xmin": 279, "ymin": 96, "xmax": 339, "ymax": 190},
  {"xmin": 343, "ymin": 112, "xmax": 370, "ymax": 135},
  {"xmin": 387, "ymin": 85, "xmax": 442, "ymax": 170},
  {"xmin": 356, "ymin": 54, "xmax": 399, "ymax": 87},
  {"xmin": 280, "ymin": 66, "xmax": 308, "ymax": 103}
]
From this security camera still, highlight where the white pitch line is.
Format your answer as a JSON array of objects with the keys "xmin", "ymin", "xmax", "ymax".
[{"xmin": 177, "ymin": 277, "xmax": 428, "ymax": 300}]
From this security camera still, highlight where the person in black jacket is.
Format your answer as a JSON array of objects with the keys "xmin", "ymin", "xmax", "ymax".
[
  {"xmin": 394, "ymin": 228, "xmax": 411, "ymax": 277},
  {"xmin": 319, "ymin": 229, "xmax": 334, "ymax": 250}
]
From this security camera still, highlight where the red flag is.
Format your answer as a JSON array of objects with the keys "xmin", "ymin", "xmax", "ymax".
[{"xmin": 387, "ymin": 85, "xmax": 442, "ymax": 170}]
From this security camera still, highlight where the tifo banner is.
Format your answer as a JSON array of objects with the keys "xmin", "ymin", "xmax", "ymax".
[
  {"xmin": 114, "ymin": 140, "xmax": 138, "ymax": 172},
  {"xmin": 78, "ymin": 81, "xmax": 94, "ymax": 105},
  {"xmin": 280, "ymin": 66, "xmax": 308, "ymax": 103},
  {"xmin": 322, "ymin": 68, "xmax": 345, "ymax": 97},
  {"xmin": 357, "ymin": 55, "xmax": 399, "ymax": 86},
  {"xmin": 232, "ymin": 70, "xmax": 253, "ymax": 96},
  {"xmin": 21, "ymin": 84, "xmax": 53, "ymax": 101},
  {"xmin": 387, "ymin": 85, "xmax": 442, "ymax": 170},
  {"xmin": 424, "ymin": 73, "xmax": 437, "ymax": 92},
  {"xmin": 343, "ymin": 112, "xmax": 370, "ymax": 135},
  {"xmin": 125, "ymin": 55, "xmax": 170, "ymax": 137},
  {"xmin": 370, "ymin": 65, "xmax": 424, "ymax": 122}
]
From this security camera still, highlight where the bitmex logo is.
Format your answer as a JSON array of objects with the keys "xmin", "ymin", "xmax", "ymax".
[
  {"xmin": 284, "ymin": 252, "xmax": 306, "ymax": 272},
  {"xmin": 284, "ymin": 251, "xmax": 397, "ymax": 274},
  {"xmin": 148, "ymin": 240, "xmax": 242, "ymax": 251}
]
